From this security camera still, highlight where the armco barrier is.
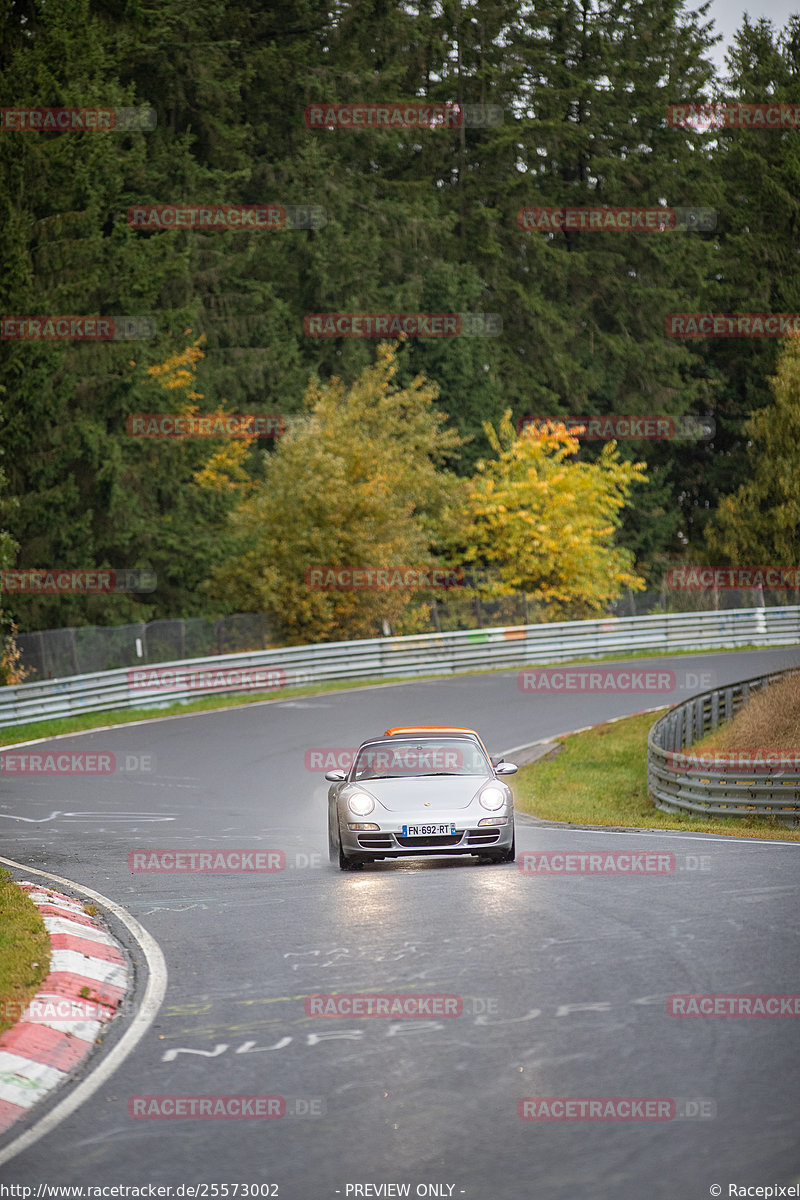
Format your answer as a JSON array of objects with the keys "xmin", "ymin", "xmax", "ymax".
[
  {"xmin": 1, "ymin": 605, "xmax": 799, "ymax": 730},
  {"xmin": 648, "ymin": 668, "xmax": 800, "ymax": 826}
]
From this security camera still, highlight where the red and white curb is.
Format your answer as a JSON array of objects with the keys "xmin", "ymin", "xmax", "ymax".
[{"xmin": 0, "ymin": 882, "xmax": 129, "ymax": 1134}]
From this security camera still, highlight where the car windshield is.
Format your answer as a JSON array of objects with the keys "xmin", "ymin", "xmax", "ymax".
[{"xmin": 351, "ymin": 738, "xmax": 491, "ymax": 781}]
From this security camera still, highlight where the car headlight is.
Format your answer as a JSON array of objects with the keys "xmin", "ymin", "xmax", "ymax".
[
  {"xmin": 479, "ymin": 785, "xmax": 506, "ymax": 811},
  {"xmin": 348, "ymin": 791, "xmax": 375, "ymax": 816}
]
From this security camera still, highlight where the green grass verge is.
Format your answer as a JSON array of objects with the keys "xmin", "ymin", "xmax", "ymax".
[
  {"xmin": 0, "ymin": 640, "xmax": 778, "ymax": 747},
  {"xmin": 512, "ymin": 710, "xmax": 800, "ymax": 841},
  {"xmin": 0, "ymin": 869, "xmax": 51, "ymax": 1037}
]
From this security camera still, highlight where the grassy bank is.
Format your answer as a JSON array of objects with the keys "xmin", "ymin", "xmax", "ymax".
[
  {"xmin": 693, "ymin": 669, "xmax": 800, "ymax": 753},
  {"xmin": 513, "ymin": 710, "xmax": 800, "ymax": 841},
  {"xmin": 0, "ymin": 870, "xmax": 51, "ymax": 1037}
]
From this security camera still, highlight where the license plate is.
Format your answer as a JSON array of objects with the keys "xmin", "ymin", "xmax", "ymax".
[{"xmin": 402, "ymin": 823, "xmax": 457, "ymax": 837}]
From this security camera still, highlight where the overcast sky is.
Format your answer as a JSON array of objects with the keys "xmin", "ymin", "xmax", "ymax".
[{"xmin": 704, "ymin": 0, "xmax": 799, "ymax": 70}]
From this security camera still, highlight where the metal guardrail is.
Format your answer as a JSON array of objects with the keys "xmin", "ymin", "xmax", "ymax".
[
  {"xmin": 648, "ymin": 669, "xmax": 800, "ymax": 826},
  {"xmin": 1, "ymin": 605, "xmax": 799, "ymax": 731},
  {"xmin": 19, "ymin": 590, "xmax": 800, "ymax": 682}
]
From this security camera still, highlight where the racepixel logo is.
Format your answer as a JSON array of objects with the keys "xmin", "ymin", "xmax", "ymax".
[
  {"xmin": 665, "ymin": 566, "xmax": 800, "ymax": 589},
  {"xmin": 127, "ymin": 665, "xmax": 286, "ymax": 694},
  {"xmin": 303, "ymin": 313, "xmax": 502, "ymax": 337},
  {"xmin": 305, "ymin": 747, "xmax": 465, "ymax": 771},
  {"xmin": 667, "ymin": 994, "xmax": 800, "ymax": 1017},
  {"xmin": 0, "ymin": 569, "xmax": 156, "ymax": 593},
  {"xmin": 517, "ymin": 668, "xmax": 715, "ymax": 693},
  {"xmin": 305, "ymin": 566, "xmax": 464, "ymax": 591},
  {"xmin": 0, "ymin": 751, "xmax": 154, "ymax": 775},
  {"xmin": 516, "ymin": 415, "xmax": 715, "ymax": 442},
  {"xmin": 0, "ymin": 106, "xmax": 156, "ymax": 132},
  {"xmin": 126, "ymin": 414, "xmax": 285, "ymax": 439},
  {"xmin": 1, "ymin": 316, "xmax": 155, "ymax": 340},
  {"xmin": 666, "ymin": 313, "xmax": 800, "ymax": 338},
  {"xmin": 304, "ymin": 103, "xmax": 503, "ymax": 129},
  {"xmin": 127, "ymin": 850, "xmax": 285, "ymax": 872},
  {"xmin": 517, "ymin": 206, "xmax": 716, "ymax": 232},
  {"xmin": 667, "ymin": 103, "xmax": 800, "ymax": 129},
  {"xmin": 304, "ymin": 994, "xmax": 463, "ymax": 1017},
  {"xmin": 518, "ymin": 1097, "xmax": 716, "ymax": 1120},
  {"xmin": 666, "ymin": 750, "xmax": 800, "ymax": 773}
]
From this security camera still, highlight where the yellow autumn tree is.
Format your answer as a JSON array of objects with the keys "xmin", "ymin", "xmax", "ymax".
[
  {"xmin": 460, "ymin": 414, "xmax": 647, "ymax": 618},
  {"xmin": 205, "ymin": 343, "xmax": 465, "ymax": 643},
  {"xmin": 145, "ymin": 333, "xmax": 257, "ymax": 494}
]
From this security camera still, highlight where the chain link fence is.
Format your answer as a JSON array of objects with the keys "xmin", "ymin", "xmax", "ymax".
[
  {"xmin": 13, "ymin": 586, "xmax": 799, "ymax": 682},
  {"xmin": 428, "ymin": 586, "xmax": 800, "ymax": 631},
  {"xmin": 16, "ymin": 613, "xmax": 274, "ymax": 681}
]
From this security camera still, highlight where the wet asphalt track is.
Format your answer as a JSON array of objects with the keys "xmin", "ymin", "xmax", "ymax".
[{"xmin": 1, "ymin": 647, "xmax": 799, "ymax": 1199}]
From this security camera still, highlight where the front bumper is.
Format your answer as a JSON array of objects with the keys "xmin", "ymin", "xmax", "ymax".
[{"xmin": 339, "ymin": 809, "xmax": 514, "ymax": 859}]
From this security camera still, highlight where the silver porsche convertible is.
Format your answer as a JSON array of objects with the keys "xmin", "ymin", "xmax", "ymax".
[{"xmin": 326, "ymin": 726, "xmax": 517, "ymax": 870}]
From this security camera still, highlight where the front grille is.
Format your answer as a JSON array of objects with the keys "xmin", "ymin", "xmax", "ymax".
[
  {"xmin": 396, "ymin": 834, "xmax": 462, "ymax": 848},
  {"xmin": 357, "ymin": 835, "xmax": 393, "ymax": 849}
]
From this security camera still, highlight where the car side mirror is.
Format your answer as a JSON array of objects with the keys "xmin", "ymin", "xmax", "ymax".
[
  {"xmin": 325, "ymin": 769, "xmax": 347, "ymax": 782},
  {"xmin": 494, "ymin": 762, "xmax": 518, "ymax": 775}
]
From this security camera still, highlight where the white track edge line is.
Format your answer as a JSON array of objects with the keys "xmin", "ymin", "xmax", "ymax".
[{"xmin": 0, "ymin": 857, "xmax": 168, "ymax": 1167}]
